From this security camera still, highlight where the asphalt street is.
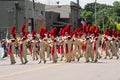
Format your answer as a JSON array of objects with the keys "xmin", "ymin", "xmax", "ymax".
[{"xmin": 0, "ymin": 55, "xmax": 120, "ymax": 80}]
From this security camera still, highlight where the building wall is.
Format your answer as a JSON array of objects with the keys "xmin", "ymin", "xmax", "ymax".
[
  {"xmin": 0, "ymin": 0, "xmax": 45, "ymax": 39},
  {"xmin": 45, "ymin": 5, "xmax": 70, "ymax": 19},
  {"xmin": 25, "ymin": 0, "xmax": 45, "ymax": 19},
  {"xmin": 70, "ymin": 1, "xmax": 79, "ymax": 29},
  {"xmin": 45, "ymin": 11, "xmax": 60, "ymax": 29},
  {"xmin": 25, "ymin": 0, "xmax": 45, "ymax": 31},
  {"xmin": 70, "ymin": 7, "xmax": 79, "ymax": 29},
  {"xmin": 45, "ymin": 2, "xmax": 80, "ymax": 29},
  {"xmin": 0, "ymin": 1, "xmax": 25, "ymax": 29}
]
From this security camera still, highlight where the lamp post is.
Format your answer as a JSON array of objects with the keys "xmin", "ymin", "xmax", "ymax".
[
  {"xmin": 101, "ymin": 9, "xmax": 106, "ymax": 31},
  {"xmin": 32, "ymin": 0, "xmax": 36, "ymax": 30},
  {"xmin": 14, "ymin": 1, "xmax": 19, "ymax": 31},
  {"xmin": 77, "ymin": 0, "xmax": 80, "ymax": 26},
  {"xmin": 95, "ymin": 0, "xmax": 97, "ymax": 25},
  {"xmin": 8, "ymin": 8, "xmax": 14, "ymax": 27}
]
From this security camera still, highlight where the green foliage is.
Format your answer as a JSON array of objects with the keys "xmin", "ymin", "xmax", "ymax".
[{"xmin": 80, "ymin": 1, "xmax": 120, "ymax": 31}]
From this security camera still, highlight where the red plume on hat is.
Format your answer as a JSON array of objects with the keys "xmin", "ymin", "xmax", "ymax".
[
  {"xmin": 39, "ymin": 28, "xmax": 46, "ymax": 38},
  {"xmin": 86, "ymin": 24, "xmax": 91, "ymax": 33},
  {"xmin": 10, "ymin": 26, "xmax": 16, "ymax": 38},
  {"xmin": 112, "ymin": 28, "xmax": 117, "ymax": 37},
  {"xmin": 74, "ymin": 27, "xmax": 80, "ymax": 32},
  {"xmin": 63, "ymin": 23, "xmax": 72, "ymax": 35},
  {"xmin": 32, "ymin": 30, "xmax": 36, "ymax": 39},
  {"xmin": 95, "ymin": 27, "xmax": 100, "ymax": 36},
  {"xmin": 42, "ymin": 28, "xmax": 46, "ymax": 38},
  {"xmin": 50, "ymin": 27, "xmax": 57, "ymax": 37},
  {"xmin": 62, "ymin": 29, "xmax": 65, "ymax": 36},
  {"xmin": 73, "ymin": 27, "xmax": 80, "ymax": 37},
  {"xmin": 59, "ymin": 28, "xmax": 63, "ymax": 36},
  {"xmin": 104, "ymin": 28, "xmax": 110, "ymax": 36},
  {"xmin": 39, "ymin": 28, "xmax": 44, "ymax": 36},
  {"xmin": 65, "ymin": 23, "xmax": 71, "ymax": 31},
  {"xmin": 69, "ymin": 30, "xmax": 73, "ymax": 37},
  {"xmin": 95, "ymin": 27, "xmax": 100, "ymax": 33},
  {"xmin": 66, "ymin": 23, "xmax": 72, "ymax": 29},
  {"xmin": 43, "ymin": 28, "xmax": 46, "ymax": 34},
  {"xmin": 90, "ymin": 25, "xmax": 96, "ymax": 34},
  {"xmin": 25, "ymin": 31, "xmax": 29, "ymax": 38},
  {"xmin": 118, "ymin": 32, "xmax": 120, "ymax": 37},
  {"xmin": 21, "ymin": 24, "xmax": 26, "ymax": 36},
  {"xmin": 78, "ymin": 30, "xmax": 83, "ymax": 37},
  {"xmin": 46, "ymin": 31, "xmax": 51, "ymax": 38}
]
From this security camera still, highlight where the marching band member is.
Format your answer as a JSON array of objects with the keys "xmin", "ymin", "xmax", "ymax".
[
  {"xmin": 77, "ymin": 31, "xmax": 84, "ymax": 61},
  {"xmin": 94, "ymin": 26, "xmax": 102, "ymax": 59},
  {"xmin": 38, "ymin": 28, "xmax": 47, "ymax": 64},
  {"xmin": 71, "ymin": 28, "xmax": 80, "ymax": 61},
  {"xmin": 111, "ymin": 29, "xmax": 119, "ymax": 59},
  {"xmin": 62, "ymin": 24, "xmax": 72, "ymax": 62},
  {"xmin": 103, "ymin": 28, "xmax": 116, "ymax": 59},
  {"xmin": 84, "ymin": 25, "xmax": 96, "ymax": 62},
  {"xmin": 44, "ymin": 31, "xmax": 51, "ymax": 61},
  {"xmin": 7, "ymin": 26, "xmax": 16, "ymax": 65},
  {"xmin": 31, "ymin": 30, "xmax": 39, "ymax": 61},
  {"xmin": 116, "ymin": 32, "xmax": 120, "ymax": 55},
  {"xmin": 58, "ymin": 28, "xmax": 64, "ymax": 61},
  {"xmin": 49, "ymin": 27, "xmax": 58, "ymax": 63},
  {"xmin": 18, "ymin": 24, "xmax": 28, "ymax": 64},
  {"xmin": 92, "ymin": 27, "xmax": 100, "ymax": 62},
  {"xmin": 101, "ymin": 28, "xmax": 111, "ymax": 59}
]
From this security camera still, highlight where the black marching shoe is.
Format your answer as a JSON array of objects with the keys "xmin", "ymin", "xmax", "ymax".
[
  {"xmin": 10, "ymin": 62, "xmax": 16, "ymax": 65},
  {"xmin": 117, "ymin": 56, "xmax": 119, "ymax": 60},
  {"xmin": 38, "ymin": 61, "xmax": 41, "ymax": 64},
  {"xmin": 44, "ymin": 60, "xmax": 46, "ymax": 64},
  {"xmin": 85, "ymin": 60, "xmax": 89, "ymax": 63},
  {"xmin": 24, "ymin": 61, "xmax": 28, "ymax": 64}
]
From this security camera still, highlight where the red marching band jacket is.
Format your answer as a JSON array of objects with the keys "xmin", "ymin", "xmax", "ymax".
[
  {"xmin": 19, "ymin": 37, "xmax": 26, "ymax": 54},
  {"xmin": 102, "ymin": 41, "xmax": 106, "ymax": 51},
  {"xmin": 50, "ymin": 39, "xmax": 57, "ymax": 55},
  {"xmin": 7, "ymin": 39, "xmax": 15, "ymax": 55}
]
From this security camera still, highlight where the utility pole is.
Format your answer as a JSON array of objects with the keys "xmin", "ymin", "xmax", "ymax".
[
  {"xmin": 14, "ymin": 1, "xmax": 19, "ymax": 31},
  {"xmin": 95, "ymin": 0, "xmax": 97, "ymax": 25},
  {"xmin": 77, "ymin": 0, "xmax": 79, "ymax": 26},
  {"xmin": 101, "ymin": 9, "xmax": 106, "ymax": 31},
  {"xmin": 32, "ymin": 0, "xmax": 35, "ymax": 30}
]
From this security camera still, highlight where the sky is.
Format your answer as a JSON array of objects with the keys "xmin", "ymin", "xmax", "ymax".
[{"xmin": 36, "ymin": 0, "xmax": 119, "ymax": 8}]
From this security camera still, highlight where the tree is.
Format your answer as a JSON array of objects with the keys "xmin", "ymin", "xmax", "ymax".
[
  {"xmin": 80, "ymin": 9, "xmax": 93, "ymax": 24},
  {"xmin": 79, "ymin": 1, "xmax": 120, "ymax": 31}
]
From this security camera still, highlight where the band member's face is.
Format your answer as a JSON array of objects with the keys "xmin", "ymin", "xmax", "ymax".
[
  {"xmin": 20, "ymin": 33, "xmax": 24, "ymax": 37},
  {"xmin": 10, "ymin": 35, "xmax": 13, "ymax": 38},
  {"xmin": 51, "ymin": 36, "xmax": 54, "ymax": 39},
  {"xmin": 72, "ymin": 34, "xmax": 74, "ymax": 37},
  {"xmin": 65, "ymin": 32, "xmax": 68, "ymax": 36}
]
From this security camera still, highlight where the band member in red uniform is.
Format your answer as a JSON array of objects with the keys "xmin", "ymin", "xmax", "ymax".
[
  {"xmin": 31, "ymin": 30, "xmax": 39, "ymax": 61},
  {"xmin": 111, "ymin": 29, "xmax": 119, "ymax": 59},
  {"xmin": 38, "ymin": 28, "xmax": 46, "ymax": 64},
  {"xmin": 18, "ymin": 24, "xmax": 28, "ymax": 64},
  {"xmin": 7, "ymin": 26, "xmax": 16, "ymax": 65},
  {"xmin": 62, "ymin": 24, "xmax": 72, "ymax": 62},
  {"xmin": 49, "ymin": 27, "xmax": 58, "ymax": 63}
]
